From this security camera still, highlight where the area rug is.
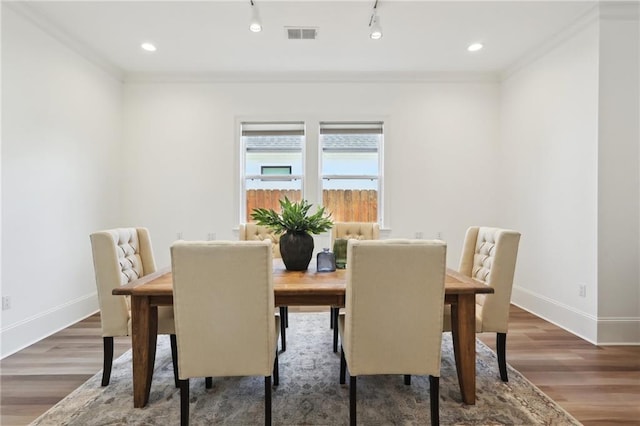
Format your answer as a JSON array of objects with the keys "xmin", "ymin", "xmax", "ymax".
[{"xmin": 31, "ymin": 313, "xmax": 580, "ymax": 425}]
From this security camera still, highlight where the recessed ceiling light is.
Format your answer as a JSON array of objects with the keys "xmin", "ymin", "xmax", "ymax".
[
  {"xmin": 141, "ymin": 42, "xmax": 157, "ymax": 52},
  {"xmin": 467, "ymin": 43, "xmax": 483, "ymax": 52}
]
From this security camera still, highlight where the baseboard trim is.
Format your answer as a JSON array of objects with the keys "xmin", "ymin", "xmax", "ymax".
[
  {"xmin": 512, "ymin": 285, "xmax": 598, "ymax": 344},
  {"xmin": 597, "ymin": 317, "xmax": 640, "ymax": 345},
  {"xmin": 512, "ymin": 286, "xmax": 640, "ymax": 345},
  {"xmin": 0, "ymin": 293, "xmax": 99, "ymax": 359}
]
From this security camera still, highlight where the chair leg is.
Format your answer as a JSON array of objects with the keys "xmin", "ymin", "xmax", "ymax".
[
  {"xmin": 265, "ymin": 376, "xmax": 272, "ymax": 426},
  {"xmin": 273, "ymin": 351, "xmax": 279, "ymax": 386},
  {"xmin": 404, "ymin": 375, "xmax": 411, "ymax": 385},
  {"xmin": 497, "ymin": 332, "xmax": 508, "ymax": 382},
  {"xmin": 170, "ymin": 334, "xmax": 179, "ymax": 388},
  {"xmin": 279, "ymin": 306, "xmax": 287, "ymax": 352},
  {"xmin": 180, "ymin": 378, "xmax": 190, "ymax": 426},
  {"xmin": 332, "ymin": 308, "xmax": 339, "ymax": 352},
  {"xmin": 429, "ymin": 375, "xmax": 439, "ymax": 426},
  {"xmin": 349, "ymin": 375, "xmax": 357, "ymax": 426},
  {"xmin": 284, "ymin": 306, "xmax": 288, "ymax": 328},
  {"xmin": 339, "ymin": 346, "xmax": 346, "ymax": 384},
  {"xmin": 101, "ymin": 337, "xmax": 114, "ymax": 386},
  {"xmin": 205, "ymin": 377, "xmax": 213, "ymax": 389}
]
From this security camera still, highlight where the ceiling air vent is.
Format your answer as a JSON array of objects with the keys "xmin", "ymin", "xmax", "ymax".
[{"xmin": 286, "ymin": 27, "xmax": 318, "ymax": 40}]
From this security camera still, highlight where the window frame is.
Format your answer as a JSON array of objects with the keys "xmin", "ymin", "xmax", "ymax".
[
  {"xmin": 237, "ymin": 117, "xmax": 385, "ymax": 227},
  {"xmin": 239, "ymin": 121, "xmax": 306, "ymax": 222},
  {"xmin": 318, "ymin": 121, "xmax": 384, "ymax": 225}
]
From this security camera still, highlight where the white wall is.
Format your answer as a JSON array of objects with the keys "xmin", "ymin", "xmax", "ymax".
[
  {"xmin": 500, "ymin": 22, "xmax": 600, "ymax": 342},
  {"xmin": 596, "ymin": 14, "xmax": 639, "ymax": 344},
  {"xmin": 122, "ymin": 81, "xmax": 501, "ymax": 269},
  {"xmin": 1, "ymin": 7, "xmax": 123, "ymax": 357},
  {"xmin": 501, "ymin": 8, "xmax": 640, "ymax": 344}
]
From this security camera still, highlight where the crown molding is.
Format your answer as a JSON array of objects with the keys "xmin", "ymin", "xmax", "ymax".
[
  {"xmin": 599, "ymin": 1, "xmax": 639, "ymax": 20},
  {"xmin": 4, "ymin": 1, "xmax": 124, "ymax": 82},
  {"xmin": 501, "ymin": 4, "xmax": 600, "ymax": 80},
  {"xmin": 124, "ymin": 70, "xmax": 500, "ymax": 84},
  {"xmin": 502, "ymin": 2, "xmax": 639, "ymax": 80}
]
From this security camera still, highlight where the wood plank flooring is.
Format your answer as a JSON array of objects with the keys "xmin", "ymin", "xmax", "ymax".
[{"xmin": 1, "ymin": 305, "xmax": 639, "ymax": 425}]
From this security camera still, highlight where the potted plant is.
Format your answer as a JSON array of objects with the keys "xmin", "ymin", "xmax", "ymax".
[{"xmin": 251, "ymin": 197, "xmax": 333, "ymax": 271}]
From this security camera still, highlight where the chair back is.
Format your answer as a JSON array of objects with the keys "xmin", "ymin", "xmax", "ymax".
[
  {"xmin": 330, "ymin": 222, "xmax": 380, "ymax": 247},
  {"xmin": 90, "ymin": 228, "xmax": 156, "ymax": 337},
  {"xmin": 171, "ymin": 240, "xmax": 276, "ymax": 380},
  {"xmin": 343, "ymin": 239, "xmax": 446, "ymax": 377},
  {"xmin": 239, "ymin": 223, "xmax": 281, "ymax": 258},
  {"xmin": 458, "ymin": 226, "xmax": 521, "ymax": 333}
]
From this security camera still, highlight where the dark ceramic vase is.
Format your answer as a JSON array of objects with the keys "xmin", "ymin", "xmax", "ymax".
[{"xmin": 279, "ymin": 231, "xmax": 314, "ymax": 271}]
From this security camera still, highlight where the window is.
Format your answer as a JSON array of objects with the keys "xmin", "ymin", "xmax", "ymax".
[
  {"xmin": 241, "ymin": 122, "xmax": 304, "ymax": 222},
  {"xmin": 261, "ymin": 166, "xmax": 292, "ymax": 176},
  {"xmin": 239, "ymin": 120, "xmax": 384, "ymax": 225},
  {"xmin": 320, "ymin": 122, "xmax": 382, "ymax": 223}
]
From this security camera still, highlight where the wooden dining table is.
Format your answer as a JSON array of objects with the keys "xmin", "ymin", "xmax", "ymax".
[{"xmin": 113, "ymin": 259, "xmax": 493, "ymax": 408}]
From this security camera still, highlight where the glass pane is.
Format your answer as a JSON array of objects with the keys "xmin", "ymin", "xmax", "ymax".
[
  {"xmin": 321, "ymin": 134, "xmax": 379, "ymax": 176},
  {"xmin": 322, "ymin": 151, "xmax": 378, "ymax": 176},
  {"xmin": 322, "ymin": 185, "xmax": 378, "ymax": 223},
  {"xmin": 321, "ymin": 177, "xmax": 377, "ymax": 191},
  {"xmin": 245, "ymin": 186, "xmax": 302, "ymax": 223},
  {"xmin": 320, "ymin": 128, "xmax": 381, "ymax": 223},
  {"xmin": 245, "ymin": 137, "xmax": 303, "ymax": 176},
  {"xmin": 242, "ymin": 122, "xmax": 305, "ymax": 223}
]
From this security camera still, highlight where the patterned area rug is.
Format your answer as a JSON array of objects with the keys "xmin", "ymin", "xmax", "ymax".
[{"xmin": 31, "ymin": 313, "xmax": 580, "ymax": 425}]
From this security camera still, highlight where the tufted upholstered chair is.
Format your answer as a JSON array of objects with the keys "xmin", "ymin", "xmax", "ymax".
[
  {"xmin": 90, "ymin": 227, "xmax": 178, "ymax": 387},
  {"xmin": 239, "ymin": 223, "xmax": 281, "ymax": 258},
  {"xmin": 171, "ymin": 240, "xmax": 280, "ymax": 426},
  {"xmin": 338, "ymin": 239, "xmax": 447, "ymax": 426},
  {"xmin": 239, "ymin": 223, "xmax": 288, "ymax": 351},
  {"xmin": 329, "ymin": 222, "xmax": 380, "ymax": 352},
  {"xmin": 443, "ymin": 226, "xmax": 521, "ymax": 382},
  {"xmin": 330, "ymin": 221, "xmax": 380, "ymax": 248}
]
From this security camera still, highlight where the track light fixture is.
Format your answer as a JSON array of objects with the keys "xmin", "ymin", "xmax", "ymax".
[
  {"xmin": 369, "ymin": 0, "xmax": 382, "ymax": 40},
  {"xmin": 249, "ymin": 0, "xmax": 262, "ymax": 33}
]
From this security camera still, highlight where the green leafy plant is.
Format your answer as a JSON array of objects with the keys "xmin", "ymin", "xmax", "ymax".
[{"xmin": 251, "ymin": 196, "xmax": 333, "ymax": 235}]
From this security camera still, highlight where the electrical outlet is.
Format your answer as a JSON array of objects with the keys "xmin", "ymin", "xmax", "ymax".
[
  {"xmin": 177, "ymin": 232, "xmax": 183, "ymax": 240},
  {"xmin": 2, "ymin": 296, "xmax": 11, "ymax": 311},
  {"xmin": 415, "ymin": 232, "xmax": 423, "ymax": 239},
  {"xmin": 207, "ymin": 232, "xmax": 216, "ymax": 241},
  {"xmin": 579, "ymin": 284, "xmax": 587, "ymax": 298},
  {"xmin": 436, "ymin": 231, "xmax": 442, "ymax": 240}
]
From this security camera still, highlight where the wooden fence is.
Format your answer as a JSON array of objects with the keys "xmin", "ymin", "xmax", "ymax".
[{"xmin": 246, "ymin": 189, "xmax": 377, "ymax": 223}]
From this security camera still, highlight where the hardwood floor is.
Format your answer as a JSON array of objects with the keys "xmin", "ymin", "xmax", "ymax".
[
  {"xmin": 1, "ymin": 305, "xmax": 639, "ymax": 425},
  {"xmin": 0, "ymin": 314, "xmax": 130, "ymax": 426},
  {"xmin": 477, "ymin": 308, "xmax": 640, "ymax": 425}
]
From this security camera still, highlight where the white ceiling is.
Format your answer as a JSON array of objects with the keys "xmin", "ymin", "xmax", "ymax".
[{"xmin": 14, "ymin": 1, "xmax": 596, "ymax": 78}]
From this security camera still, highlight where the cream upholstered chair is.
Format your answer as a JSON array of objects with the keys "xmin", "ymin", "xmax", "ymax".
[
  {"xmin": 239, "ymin": 223, "xmax": 281, "ymax": 258},
  {"xmin": 338, "ymin": 239, "xmax": 447, "ymax": 426},
  {"xmin": 171, "ymin": 240, "xmax": 280, "ymax": 426},
  {"xmin": 90, "ymin": 227, "xmax": 178, "ymax": 387},
  {"xmin": 443, "ymin": 226, "xmax": 521, "ymax": 382},
  {"xmin": 239, "ymin": 223, "xmax": 288, "ymax": 351},
  {"xmin": 329, "ymin": 222, "xmax": 380, "ymax": 352},
  {"xmin": 330, "ymin": 221, "xmax": 380, "ymax": 247}
]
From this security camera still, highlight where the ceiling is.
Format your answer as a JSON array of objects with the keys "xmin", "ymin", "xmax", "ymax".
[{"xmin": 12, "ymin": 1, "xmax": 596, "ymax": 78}]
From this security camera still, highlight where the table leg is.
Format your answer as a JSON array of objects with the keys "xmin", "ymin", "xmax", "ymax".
[
  {"xmin": 131, "ymin": 296, "xmax": 158, "ymax": 408},
  {"xmin": 450, "ymin": 294, "xmax": 476, "ymax": 405}
]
